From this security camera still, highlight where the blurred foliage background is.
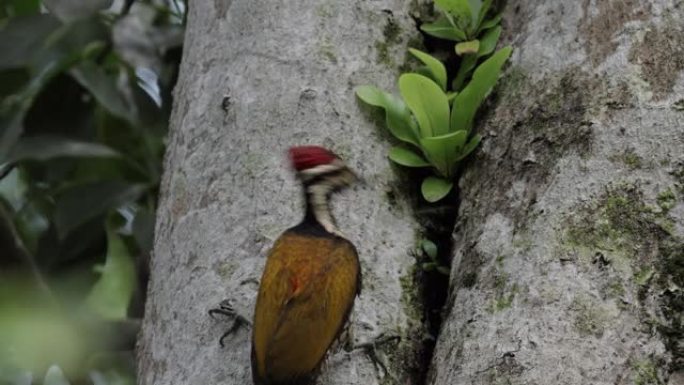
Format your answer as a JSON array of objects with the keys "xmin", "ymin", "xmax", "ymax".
[{"xmin": 0, "ymin": 0, "xmax": 184, "ymax": 384}]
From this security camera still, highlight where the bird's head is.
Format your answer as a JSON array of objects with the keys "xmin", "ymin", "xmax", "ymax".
[{"xmin": 288, "ymin": 146, "xmax": 358, "ymax": 191}]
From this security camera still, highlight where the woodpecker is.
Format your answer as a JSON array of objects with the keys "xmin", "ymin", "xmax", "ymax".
[{"xmin": 251, "ymin": 146, "xmax": 361, "ymax": 385}]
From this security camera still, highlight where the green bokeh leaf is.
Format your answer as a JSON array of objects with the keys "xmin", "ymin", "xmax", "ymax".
[
  {"xmin": 399, "ymin": 73, "xmax": 450, "ymax": 137},
  {"xmin": 356, "ymin": 85, "xmax": 419, "ymax": 145},
  {"xmin": 71, "ymin": 62, "xmax": 133, "ymax": 123},
  {"xmin": 0, "ymin": 103, "xmax": 29, "ymax": 164},
  {"xmin": 1, "ymin": 19, "xmax": 108, "ymax": 162},
  {"xmin": 54, "ymin": 181, "xmax": 147, "ymax": 239},
  {"xmin": 420, "ymin": 130, "xmax": 468, "ymax": 177},
  {"xmin": 0, "ymin": 14, "xmax": 61, "ymax": 70},
  {"xmin": 408, "ymin": 48, "xmax": 447, "ymax": 91},
  {"xmin": 388, "ymin": 146, "xmax": 430, "ymax": 167},
  {"xmin": 84, "ymin": 220, "xmax": 136, "ymax": 320},
  {"xmin": 44, "ymin": 365, "xmax": 71, "ymax": 385},
  {"xmin": 43, "ymin": 0, "xmax": 113, "ymax": 22},
  {"xmin": 1, "ymin": 0, "xmax": 41, "ymax": 17},
  {"xmin": 451, "ymin": 46, "xmax": 511, "ymax": 133},
  {"xmin": 421, "ymin": 176, "xmax": 454, "ymax": 202},
  {"xmin": 420, "ymin": 16, "xmax": 466, "ymax": 41},
  {"xmin": 6, "ymin": 135, "xmax": 121, "ymax": 163}
]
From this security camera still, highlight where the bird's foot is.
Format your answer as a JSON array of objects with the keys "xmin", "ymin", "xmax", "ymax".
[
  {"xmin": 345, "ymin": 333, "xmax": 401, "ymax": 379},
  {"xmin": 347, "ymin": 333, "xmax": 400, "ymax": 352},
  {"xmin": 208, "ymin": 299, "xmax": 251, "ymax": 348}
]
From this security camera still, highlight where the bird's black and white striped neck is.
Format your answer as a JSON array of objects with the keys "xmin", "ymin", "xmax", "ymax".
[{"xmin": 298, "ymin": 161, "xmax": 356, "ymax": 237}]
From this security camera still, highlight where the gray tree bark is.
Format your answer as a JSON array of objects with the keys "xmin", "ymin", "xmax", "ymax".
[
  {"xmin": 429, "ymin": 1, "xmax": 684, "ymax": 384},
  {"xmin": 136, "ymin": 1, "xmax": 428, "ymax": 384}
]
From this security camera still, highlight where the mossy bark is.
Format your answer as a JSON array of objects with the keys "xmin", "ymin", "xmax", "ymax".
[
  {"xmin": 136, "ymin": 1, "xmax": 428, "ymax": 384},
  {"xmin": 429, "ymin": 1, "xmax": 684, "ymax": 384}
]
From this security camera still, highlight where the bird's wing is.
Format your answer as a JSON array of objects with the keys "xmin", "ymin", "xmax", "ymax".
[
  {"xmin": 252, "ymin": 236, "xmax": 294, "ymax": 381},
  {"xmin": 255, "ymin": 233, "xmax": 359, "ymax": 382}
]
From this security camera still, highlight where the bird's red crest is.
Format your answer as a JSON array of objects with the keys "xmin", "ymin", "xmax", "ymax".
[{"xmin": 288, "ymin": 146, "xmax": 337, "ymax": 171}]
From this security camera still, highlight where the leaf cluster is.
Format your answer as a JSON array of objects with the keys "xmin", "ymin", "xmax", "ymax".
[
  {"xmin": 422, "ymin": 0, "xmax": 505, "ymax": 91},
  {"xmin": 356, "ymin": 36, "xmax": 510, "ymax": 201},
  {"xmin": 0, "ymin": 0, "xmax": 184, "ymax": 383},
  {"xmin": 417, "ymin": 239, "xmax": 450, "ymax": 275}
]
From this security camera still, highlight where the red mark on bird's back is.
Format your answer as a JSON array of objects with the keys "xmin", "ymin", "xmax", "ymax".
[{"xmin": 290, "ymin": 275, "xmax": 301, "ymax": 294}]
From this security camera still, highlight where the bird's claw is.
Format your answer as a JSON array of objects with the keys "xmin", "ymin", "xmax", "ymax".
[
  {"xmin": 349, "ymin": 333, "xmax": 401, "ymax": 352},
  {"xmin": 340, "ymin": 333, "xmax": 400, "ymax": 378},
  {"xmin": 208, "ymin": 299, "xmax": 237, "ymax": 319},
  {"xmin": 208, "ymin": 299, "xmax": 251, "ymax": 348}
]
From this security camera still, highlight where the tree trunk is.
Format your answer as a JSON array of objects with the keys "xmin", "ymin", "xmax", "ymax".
[
  {"xmin": 136, "ymin": 1, "xmax": 428, "ymax": 384},
  {"xmin": 429, "ymin": 1, "xmax": 684, "ymax": 384}
]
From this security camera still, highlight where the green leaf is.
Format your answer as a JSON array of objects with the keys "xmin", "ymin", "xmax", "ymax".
[
  {"xmin": 32, "ymin": 17, "xmax": 109, "ymax": 73},
  {"xmin": 71, "ymin": 62, "xmax": 133, "ymax": 123},
  {"xmin": 399, "ymin": 73, "xmax": 450, "ymax": 137},
  {"xmin": 408, "ymin": 48, "xmax": 447, "ymax": 91},
  {"xmin": 421, "ymin": 239, "xmax": 438, "ymax": 259},
  {"xmin": 451, "ymin": 26, "xmax": 504, "ymax": 90},
  {"xmin": 436, "ymin": 265, "xmax": 451, "ymax": 275},
  {"xmin": 0, "ymin": 60, "xmax": 64, "ymax": 161},
  {"xmin": 451, "ymin": 54, "xmax": 477, "ymax": 91},
  {"xmin": 422, "ymin": 262, "xmax": 436, "ymax": 271},
  {"xmin": 421, "ymin": 176, "xmax": 454, "ymax": 202},
  {"xmin": 0, "ymin": 100, "xmax": 29, "ymax": 163},
  {"xmin": 451, "ymin": 46, "xmax": 512, "ymax": 133},
  {"xmin": 420, "ymin": 16, "xmax": 466, "ymax": 41},
  {"xmin": 356, "ymin": 85, "xmax": 419, "ymax": 145},
  {"xmin": 477, "ymin": 0, "xmax": 494, "ymax": 27},
  {"xmin": 478, "ymin": 12, "xmax": 502, "ymax": 33},
  {"xmin": 455, "ymin": 40, "xmax": 480, "ymax": 55},
  {"xmin": 0, "ymin": 20, "xmax": 107, "ymax": 162},
  {"xmin": 467, "ymin": 0, "xmax": 483, "ymax": 29},
  {"xmin": 420, "ymin": 130, "xmax": 468, "ymax": 177},
  {"xmin": 85, "ymin": 219, "xmax": 136, "ymax": 320},
  {"xmin": 455, "ymin": 134, "xmax": 482, "ymax": 161},
  {"xmin": 5, "ymin": 135, "xmax": 121, "ymax": 163},
  {"xmin": 0, "ymin": 168, "xmax": 27, "ymax": 211},
  {"xmin": 388, "ymin": 146, "xmax": 430, "ymax": 167},
  {"xmin": 43, "ymin": 0, "xmax": 113, "ymax": 22},
  {"xmin": 435, "ymin": 0, "xmax": 473, "ymax": 32},
  {"xmin": 54, "ymin": 181, "xmax": 147, "ymax": 239},
  {"xmin": 477, "ymin": 25, "xmax": 501, "ymax": 57},
  {"xmin": 2, "ymin": 0, "xmax": 42, "ymax": 17},
  {"xmin": 0, "ymin": 14, "xmax": 61, "ymax": 70}
]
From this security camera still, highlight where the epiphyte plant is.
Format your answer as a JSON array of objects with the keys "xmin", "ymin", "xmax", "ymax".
[
  {"xmin": 421, "ymin": 0, "xmax": 502, "ymax": 49},
  {"xmin": 356, "ymin": 0, "xmax": 510, "ymax": 203},
  {"xmin": 421, "ymin": 0, "xmax": 505, "ymax": 91},
  {"xmin": 356, "ymin": 48, "xmax": 510, "ymax": 202}
]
